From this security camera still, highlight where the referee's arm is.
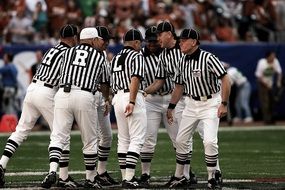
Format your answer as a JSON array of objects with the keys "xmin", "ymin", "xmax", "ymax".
[
  {"xmin": 218, "ymin": 74, "xmax": 231, "ymax": 118},
  {"xmin": 144, "ymin": 78, "xmax": 165, "ymax": 94},
  {"xmin": 167, "ymin": 83, "xmax": 184, "ymax": 125}
]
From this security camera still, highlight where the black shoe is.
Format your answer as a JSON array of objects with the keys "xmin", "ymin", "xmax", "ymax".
[
  {"xmin": 208, "ymin": 177, "xmax": 221, "ymax": 189},
  {"xmin": 84, "ymin": 179, "xmax": 102, "ymax": 189},
  {"xmin": 0, "ymin": 165, "xmax": 5, "ymax": 188},
  {"xmin": 189, "ymin": 169, "xmax": 198, "ymax": 184},
  {"xmin": 57, "ymin": 175, "xmax": 81, "ymax": 188},
  {"xmin": 41, "ymin": 171, "xmax": 56, "ymax": 189},
  {"xmin": 165, "ymin": 176, "xmax": 188, "ymax": 189},
  {"xmin": 215, "ymin": 170, "xmax": 223, "ymax": 186},
  {"xmin": 95, "ymin": 171, "xmax": 119, "ymax": 186},
  {"xmin": 139, "ymin": 173, "xmax": 150, "ymax": 188},
  {"xmin": 122, "ymin": 177, "xmax": 140, "ymax": 189}
]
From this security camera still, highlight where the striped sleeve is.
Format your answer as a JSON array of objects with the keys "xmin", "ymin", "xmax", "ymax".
[
  {"xmin": 207, "ymin": 54, "xmax": 227, "ymax": 78},
  {"xmin": 131, "ymin": 53, "xmax": 145, "ymax": 79}
]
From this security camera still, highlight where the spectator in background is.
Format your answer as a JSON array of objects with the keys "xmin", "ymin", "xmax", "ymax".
[
  {"xmin": 6, "ymin": 6, "xmax": 34, "ymax": 44},
  {"xmin": 223, "ymin": 62, "xmax": 253, "ymax": 124},
  {"xmin": 45, "ymin": 0, "xmax": 66, "ymax": 37},
  {"xmin": 32, "ymin": 1, "xmax": 48, "ymax": 43},
  {"xmin": 66, "ymin": 0, "xmax": 83, "ymax": 26},
  {"xmin": 255, "ymin": 51, "xmax": 283, "ymax": 124},
  {"xmin": 0, "ymin": 53, "xmax": 18, "ymax": 115}
]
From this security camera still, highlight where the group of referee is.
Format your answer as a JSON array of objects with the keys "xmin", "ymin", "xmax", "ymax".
[{"xmin": 0, "ymin": 20, "xmax": 231, "ymax": 189}]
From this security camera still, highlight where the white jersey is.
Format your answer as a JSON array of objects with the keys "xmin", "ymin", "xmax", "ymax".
[
  {"xmin": 227, "ymin": 67, "xmax": 247, "ymax": 86},
  {"xmin": 255, "ymin": 58, "xmax": 282, "ymax": 88}
]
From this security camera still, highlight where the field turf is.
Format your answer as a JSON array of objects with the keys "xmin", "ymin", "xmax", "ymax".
[{"xmin": 0, "ymin": 125, "xmax": 284, "ymax": 189}]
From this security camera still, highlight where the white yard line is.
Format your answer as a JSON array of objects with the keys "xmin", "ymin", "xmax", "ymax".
[{"xmin": 0, "ymin": 125, "xmax": 285, "ymax": 137}]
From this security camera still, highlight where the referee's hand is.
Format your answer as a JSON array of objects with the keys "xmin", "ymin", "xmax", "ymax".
[
  {"xmin": 125, "ymin": 103, "xmax": 134, "ymax": 117},
  {"xmin": 218, "ymin": 104, "xmax": 228, "ymax": 118},
  {"xmin": 103, "ymin": 100, "xmax": 111, "ymax": 116},
  {"xmin": 167, "ymin": 109, "xmax": 174, "ymax": 125}
]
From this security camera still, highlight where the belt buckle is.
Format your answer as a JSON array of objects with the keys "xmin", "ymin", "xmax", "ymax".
[{"xmin": 200, "ymin": 96, "xmax": 208, "ymax": 101}]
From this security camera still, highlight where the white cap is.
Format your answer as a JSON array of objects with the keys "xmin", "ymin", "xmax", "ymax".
[{"xmin": 80, "ymin": 27, "xmax": 102, "ymax": 40}]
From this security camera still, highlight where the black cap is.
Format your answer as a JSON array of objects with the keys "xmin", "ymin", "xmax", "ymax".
[
  {"xmin": 59, "ymin": 24, "xmax": 78, "ymax": 38},
  {"xmin": 145, "ymin": 26, "xmax": 157, "ymax": 41},
  {"xmin": 156, "ymin": 21, "xmax": 175, "ymax": 34},
  {"xmin": 96, "ymin": 26, "xmax": 112, "ymax": 41},
  {"xmin": 179, "ymin": 28, "xmax": 200, "ymax": 44},
  {"xmin": 124, "ymin": 29, "xmax": 143, "ymax": 42}
]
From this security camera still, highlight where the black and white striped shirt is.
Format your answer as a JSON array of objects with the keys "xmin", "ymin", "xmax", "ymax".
[
  {"xmin": 60, "ymin": 43, "xmax": 107, "ymax": 91},
  {"xmin": 143, "ymin": 47, "xmax": 172, "ymax": 94},
  {"xmin": 174, "ymin": 48, "xmax": 227, "ymax": 96},
  {"xmin": 33, "ymin": 42, "xmax": 70, "ymax": 86},
  {"xmin": 110, "ymin": 46, "xmax": 145, "ymax": 92},
  {"xmin": 155, "ymin": 43, "xmax": 183, "ymax": 91}
]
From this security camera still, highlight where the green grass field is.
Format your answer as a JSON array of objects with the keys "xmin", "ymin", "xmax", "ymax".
[{"xmin": 0, "ymin": 126, "xmax": 285, "ymax": 189}]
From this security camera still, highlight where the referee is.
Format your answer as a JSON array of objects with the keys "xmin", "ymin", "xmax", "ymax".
[
  {"xmin": 144, "ymin": 21, "xmax": 197, "ymax": 184},
  {"xmin": 110, "ymin": 29, "xmax": 146, "ymax": 188},
  {"xmin": 0, "ymin": 24, "xmax": 78, "ymax": 189},
  {"xmin": 167, "ymin": 28, "xmax": 231, "ymax": 189},
  {"xmin": 139, "ymin": 26, "xmax": 176, "ymax": 187},
  {"xmin": 41, "ymin": 27, "xmax": 110, "ymax": 189}
]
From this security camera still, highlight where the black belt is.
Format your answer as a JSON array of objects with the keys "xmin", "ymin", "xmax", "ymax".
[
  {"xmin": 191, "ymin": 95, "xmax": 212, "ymax": 101},
  {"xmin": 32, "ymin": 79, "xmax": 54, "ymax": 89},
  {"xmin": 59, "ymin": 85, "xmax": 95, "ymax": 95},
  {"xmin": 114, "ymin": 89, "xmax": 130, "ymax": 94},
  {"xmin": 155, "ymin": 90, "xmax": 172, "ymax": 96}
]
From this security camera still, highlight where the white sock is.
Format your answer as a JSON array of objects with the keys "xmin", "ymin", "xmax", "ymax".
[
  {"xmin": 207, "ymin": 166, "xmax": 217, "ymax": 180},
  {"xmin": 141, "ymin": 162, "xmax": 151, "ymax": 175},
  {"xmin": 121, "ymin": 169, "xmax": 126, "ymax": 180},
  {"xmin": 174, "ymin": 163, "xmax": 184, "ymax": 178},
  {"xmin": 97, "ymin": 161, "xmax": 107, "ymax": 175},
  {"xmin": 49, "ymin": 162, "xmax": 58, "ymax": 173},
  {"xmin": 216, "ymin": 160, "xmax": 221, "ymax": 172},
  {"xmin": 86, "ymin": 169, "xmax": 97, "ymax": 181},
  {"xmin": 125, "ymin": 168, "xmax": 135, "ymax": 181},
  {"xmin": 59, "ymin": 167, "xmax": 69, "ymax": 180},
  {"xmin": 0, "ymin": 156, "xmax": 10, "ymax": 169},
  {"xmin": 183, "ymin": 164, "xmax": 190, "ymax": 179}
]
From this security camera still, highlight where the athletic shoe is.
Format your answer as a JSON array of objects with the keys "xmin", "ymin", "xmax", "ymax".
[
  {"xmin": 215, "ymin": 170, "xmax": 223, "ymax": 186},
  {"xmin": 84, "ymin": 179, "xmax": 102, "ymax": 189},
  {"xmin": 139, "ymin": 173, "xmax": 150, "ymax": 188},
  {"xmin": 244, "ymin": 117, "xmax": 253, "ymax": 123},
  {"xmin": 95, "ymin": 171, "xmax": 119, "ymax": 186},
  {"xmin": 0, "ymin": 165, "xmax": 5, "ymax": 188},
  {"xmin": 208, "ymin": 178, "xmax": 218, "ymax": 189},
  {"xmin": 41, "ymin": 171, "xmax": 56, "ymax": 189},
  {"xmin": 189, "ymin": 169, "xmax": 198, "ymax": 184},
  {"xmin": 57, "ymin": 175, "xmax": 81, "ymax": 188},
  {"xmin": 122, "ymin": 176, "xmax": 140, "ymax": 188},
  {"xmin": 165, "ymin": 176, "xmax": 188, "ymax": 189}
]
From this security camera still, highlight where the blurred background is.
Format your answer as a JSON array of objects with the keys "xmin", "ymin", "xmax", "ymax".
[{"xmin": 0, "ymin": 0, "xmax": 284, "ymax": 131}]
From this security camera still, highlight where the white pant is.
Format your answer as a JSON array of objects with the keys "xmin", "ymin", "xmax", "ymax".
[
  {"xmin": 112, "ymin": 91, "xmax": 147, "ymax": 154},
  {"xmin": 176, "ymin": 93, "xmax": 221, "ymax": 156},
  {"xmin": 9, "ymin": 82, "xmax": 57, "ymax": 145},
  {"xmin": 50, "ymin": 88, "xmax": 98, "ymax": 154},
  {"xmin": 142, "ymin": 94, "xmax": 177, "ymax": 152},
  {"xmin": 94, "ymin": 91, "xmax": 112, "ymax": 148}
]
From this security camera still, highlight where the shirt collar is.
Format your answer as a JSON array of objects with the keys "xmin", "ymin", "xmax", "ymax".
[
  {"xmin": 185, "ymin": 48, "xmax": 201, "ymax": 61},
  {"xmin": 60, "ymin": 42, "xmax": 71, "ymax": 48},
  {"xmin": 166, "ymin": 40, "xmax": 180, "ymax": 53},
  {"xmin": 143, "ymin": 46, "xmax": 161, "ymax": 56},
  {"xmin": 124, "ymin": 46, "xmax": 136, "ymax": 51}
]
